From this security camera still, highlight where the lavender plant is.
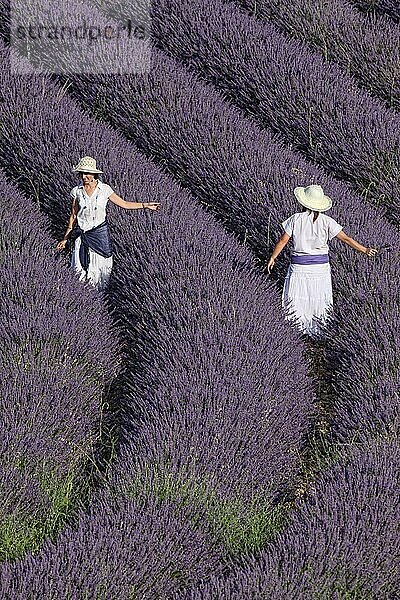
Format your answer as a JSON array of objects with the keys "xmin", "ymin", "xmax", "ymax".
[
  {"xmin": 176, "ymin": 439, "xmax": 400, "ymax": 599},
  {"xmin": 0, "ymin": 491, "xmax": 225, "ymax": 599},
  {"xmin": 237, "ymin": 0, "xmax": 400, "ymax": 109},
  {"xmin": 106, "ymin": 198, "xmax": 317, "ymax": 507},
  {"xmin": 83, "ymin": 0, "xmax": 400, "ymax": 219},
  {"xmin": 350, "ymin": 0, "xmax": 400, "ymax": 22},
  {"xmin": 326, "ymin": 259, "xmax": 400, "ymax": 444},
  {"xmin": 106, "ymin": 440, "xmax": 289, "ymax": 559},
  {"xmin": 0, "ymin": 171, "xmax": 119, "ymax": 558}
]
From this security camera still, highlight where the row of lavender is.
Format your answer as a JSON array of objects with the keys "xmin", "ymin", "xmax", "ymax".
[
  {"xmin": 132, "ymin": 0, "xmax": 400, "ymax": 220},
  {"xmin": 9, "ymin": 439, "xmax": 398, "ymax": 599},
  {"xmin": 351, "ymin": 0, "xmax": 400, "ymax": 22},
  {"xmin": 0, "ymin": 171, "xmax": 119, "ymax": 560},
  {"xmin": 0, "ymin": 41, "xmax": 315, "ymax": 594},
  {"xmin": 178, "ymin": 439, "xmax": 400, "ymax": 599},
  {"xmin": 236, "ymin": 0, "xmax": 400, "ymax": 110},
  {"xmin": 5, "ymin": 0, "xmax": 400, "ymax": 217}
]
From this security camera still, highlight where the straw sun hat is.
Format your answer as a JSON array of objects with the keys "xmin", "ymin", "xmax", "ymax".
[
  {"xmin": 294, "ymin": 184, "xmax": 332, "ymax": 212},
  {"xmin": 72, "ymin": 156, "xmax": 103, "ymax": 174}
]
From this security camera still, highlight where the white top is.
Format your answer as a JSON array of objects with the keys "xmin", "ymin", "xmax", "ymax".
[
  {"xmin": 70, "ymin": 180, "xmax": 114, "ymax": 232},
  {"xmin": 281, "ymin": 209, "xmax": 342, "ymax": 256}
]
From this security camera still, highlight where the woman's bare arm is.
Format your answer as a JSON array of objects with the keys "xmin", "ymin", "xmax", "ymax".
[
  {"xmin": 336, "ymin": 231, "xmax": 378, "ymax": 256},
  {"xmin": 56, "ymin": 198, "xmax": 78, "ymax": 250},
  {"xmin": 108, "ymin": 192, "xmax": 160, "ymax": 210},
  {"xmin": 267, "ymin": 232, "xmax": 290, "ymax": 273}
]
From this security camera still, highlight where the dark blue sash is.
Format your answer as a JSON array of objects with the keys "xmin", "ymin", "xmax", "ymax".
[{"xmin": 76, "ymin": 221, "xmax": 113, "ymax": 273}]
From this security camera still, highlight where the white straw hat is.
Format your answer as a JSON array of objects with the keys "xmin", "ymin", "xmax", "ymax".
[
  {"xmin": 294, "ymin": 184, "xmax": 332, "ymax": 212},
  {"xmin": 72, "ymin": 156, "xmax": 103, "ymax": 174}
]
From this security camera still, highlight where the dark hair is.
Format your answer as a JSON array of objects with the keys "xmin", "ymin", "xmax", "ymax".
[
  {"xmin": 80, "ymin": 172, "xmax": 100, "ymax": 180},
  {"xmin": 301, "ymin": 206, "xmax": 319, "ymax": 215}
]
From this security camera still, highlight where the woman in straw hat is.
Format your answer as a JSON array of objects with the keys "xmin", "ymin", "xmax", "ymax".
[
  {"xmin": 267, "ymin": 184, "xmax": 378, "ymax": 338},
  {"xmin": 56, "ymin": 156, "xmax": 160, "ymax": 291}
]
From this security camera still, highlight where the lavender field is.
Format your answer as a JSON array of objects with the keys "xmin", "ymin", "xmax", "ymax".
[{"xmin": 0, "ymin": 0, "xmax": 399, "ymax": 598}]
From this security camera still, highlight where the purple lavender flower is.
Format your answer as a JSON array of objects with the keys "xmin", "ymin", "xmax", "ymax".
[
  {"xmin": 350, "ymin": 0, "xmax": 400, "ymax": 22},
  {"xmin": 176, "ymin": 440, "xmax": 400, "ymax": 599},
  {"xmin": 237, "ymin": 0, "xmax": 400, "ymax": 110},
  {"xmin": 0, "ymin": 492, "xmax": 225, "ymax": 599},
  {"xmin": 88, "ymin": 0, "xmax": 400, "ymax": 218}
]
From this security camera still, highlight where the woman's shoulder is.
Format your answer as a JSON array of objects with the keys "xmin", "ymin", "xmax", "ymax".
[
  {"xmin": 290, "ymin": 211, "xmax": 306, "ymax": 222},
  {"xmin": 70, "ymin": 185, "xmax": 80, "ymax": 197},
  {"xmin": 282, "ymin": 212, "xmax": 303, "ymax": 224},
  {"xmin": 99, "ymin": 181, "xmax": 114, "ymax": 197},
  {"xmin": 321, "ymin": 212, "xmax": 340, "ymax": 225},
  {"xmin": 285, "ymin": 211, "xmax": 303, "ymax": 219}
]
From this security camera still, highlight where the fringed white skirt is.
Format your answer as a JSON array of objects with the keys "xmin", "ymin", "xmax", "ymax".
[
  {"xmin": 282, "ymin": 262, "xmax": 333, "ymax": 338},
  {"xmin": 71, "ymin": 237, "xmax": 113, "ymax": 292}
]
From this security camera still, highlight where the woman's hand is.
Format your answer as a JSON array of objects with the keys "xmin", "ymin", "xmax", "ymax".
[
  {"xmin": 364, "ymin": 247, "xmax": 378, "ymax": 257},
  {"xmin": 266, "ymin": 233, "xmax": 290, "ymax": 273},
  {"xmin": 56, "ymin": 239, "xmax": 68, "ymax": 251},
  {"xmin": 144, "ymin": 202, "xmax": 161, "ymax": 211}
]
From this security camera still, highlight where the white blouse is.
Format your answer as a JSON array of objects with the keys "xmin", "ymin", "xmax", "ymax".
[
  {"xmin": 70, "ymin": 181, "xmax": 114, "ymax": 232},
  {"xmin": 281, "ymin": 209, "xmax": 342, "ymax": 256}
]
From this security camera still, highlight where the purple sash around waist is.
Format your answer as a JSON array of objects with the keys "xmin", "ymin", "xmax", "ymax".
[{"xmin": 291, "ymin": 254, "xmax": 329, "ymax": 265}]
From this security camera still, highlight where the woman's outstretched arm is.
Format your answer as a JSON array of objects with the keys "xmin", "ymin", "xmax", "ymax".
[
  {"xmin": 267, "ymin": 232, "xmax": 290, "ymax": 273},
  {"xmin": 336, "ymin": 231, "xmax": 378, "ymax": 257},
  {"xmin": 108, "ymin": 192, "xmax": 160, "ymax": 211}
]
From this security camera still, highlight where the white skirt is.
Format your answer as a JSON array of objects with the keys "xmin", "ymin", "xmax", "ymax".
[
  {"xmin": 282, "ymin": 262, "xmax": 333, "ymax": 338},
  {"xmin": 71, "ymin": 236, "xmax": 113, "ymax": 292}
]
